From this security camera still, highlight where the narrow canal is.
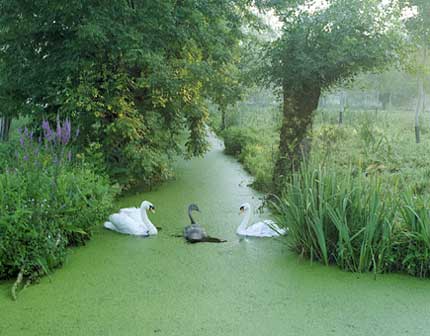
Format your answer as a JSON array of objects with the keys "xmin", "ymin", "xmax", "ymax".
[{"xmin": 1, "ymin": 135, "xmax": 429, "ymax": 336}]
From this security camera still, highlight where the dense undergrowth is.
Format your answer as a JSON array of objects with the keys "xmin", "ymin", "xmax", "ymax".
[
  {"xmin": 0, "ymin": 120, "xmax": 115, "ymax": 299},
  {"xmin": 214, "ymin": 104, "xmax": 430, "ymax": 278}
]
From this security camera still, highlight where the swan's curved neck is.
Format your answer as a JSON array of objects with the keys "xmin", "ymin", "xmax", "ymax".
[
  {"xmin": 188, "ymin": 209, "xmax": 196, "ymax": 224},
  {"xmin": 140, "ymin": 206, "xmax": 156, "ymax": 234},
  {"xmin": 238, "ymin": 209, "xmax": 251, "ymax": 233},
  {"xmin": 140, "ymin": 207, "xmax": 151, "ymax": 225}
]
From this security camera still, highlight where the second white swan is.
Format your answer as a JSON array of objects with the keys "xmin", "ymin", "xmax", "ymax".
[{"xmin": 237, "ymin": 203, "xmax": 287, "ymax": 237}]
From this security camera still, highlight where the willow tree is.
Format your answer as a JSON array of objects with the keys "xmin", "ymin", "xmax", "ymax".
[
  {"xmin": 264, "ymin": 0, "xmax": 405, "ymax": 189},
  {"xmin": 0, "ymin": 0, "xmax": 255, "ymax": 185}
]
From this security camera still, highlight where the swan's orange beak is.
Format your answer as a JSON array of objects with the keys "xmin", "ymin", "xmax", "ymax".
[
  {"xmin": 239, "ymin": 208, "xmax": 244, "ymax": 215},
  {"xmin": 149, "ymin": 206, "xmax": 156, "ymax": 214}
]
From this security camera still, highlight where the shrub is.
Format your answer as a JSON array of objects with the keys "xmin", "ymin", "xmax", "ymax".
[
  {"xmin": 0, "ymin": 119, "xmax": 115, "ymax": 299},
  {"xmin": 222, "ymin": 127, "xmax": 259, "ymax": 156},
  {"xmin": 240, "ymin": 143, "xmax": 275, "ymax": 191},
  {"xmin": 222, "ymin": 126, "xmax": 276, "ymax": 191}
]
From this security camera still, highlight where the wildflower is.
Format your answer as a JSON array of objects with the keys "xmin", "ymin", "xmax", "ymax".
[
  {"xmin": 56, "ymin": 118, "xmax": 62, "ymax": 143},
  {"xmin": 42, "ymin": 120, "xmax": 53, "ymax": 141},
  {"xmin": 61, "ymin": 119, "xmax": 71, "ymax": 145}
]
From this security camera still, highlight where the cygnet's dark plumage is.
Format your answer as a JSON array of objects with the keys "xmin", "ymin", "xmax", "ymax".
[{"xmin": 183, "ymin": 204, "xmax": 226, "ymax": 244}]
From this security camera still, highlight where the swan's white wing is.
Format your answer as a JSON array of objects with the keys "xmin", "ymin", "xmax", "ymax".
[
  {"xmin": 120, "ymin": 207, "xmax": 139, "ymax": 212},
  {"xmin": 264, "ymin": 220, "xmax": 287, "ymax": 236},
  {"xmin": 119, "ymin": 208, "xmax": 158, "ymax": 235},
  {"xmin": 108, "ymin": 213, "xmax": 148, "ymax": 235},
  {"xmin": 120, "ymin": 209, "xmax": 143, "ymax": 225},
  {"xmin": 241, "ymin": 220, "xmax": 283, "ymax": 237}
]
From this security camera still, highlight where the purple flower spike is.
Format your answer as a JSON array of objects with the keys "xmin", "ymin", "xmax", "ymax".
[
  {"xmin": 56, "ymin": 119, "xmax": 62, "ymax": 143},
  {"xmin": 23, "ymin": 155, "xmax": 28, "ymax": 161},
  {"xmin": 61, "ymin": 119, "xmax": 71, "ymax": 145},
  {"xmin": 42, "ymin": 120, "xmax": 53, "ymax": 141},
  {"xmin": 19, "ymin": 136, "xmax": 24, "ymax": 147}
]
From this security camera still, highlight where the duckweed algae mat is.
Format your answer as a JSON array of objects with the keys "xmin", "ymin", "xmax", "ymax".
[{"xmin": 1, "ymin": 135, "xmax": 430, "ymax": 336}]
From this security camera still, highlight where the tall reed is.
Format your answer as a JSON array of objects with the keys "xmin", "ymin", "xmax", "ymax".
[
  {"xmin": 397, "ymin": 193, "xmax": 430, "ymax": 277},
  {"xmin": 273, "ymin": 165, "xmax": 398, "ymax": 274}
]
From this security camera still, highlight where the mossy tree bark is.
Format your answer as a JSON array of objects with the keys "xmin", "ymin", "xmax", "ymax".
[{"xmin": 273, "ymin": 85, "xmax": 321, "ymax": 190}]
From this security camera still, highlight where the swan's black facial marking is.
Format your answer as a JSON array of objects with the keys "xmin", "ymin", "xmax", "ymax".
[
  {"xmin": 149, "ymin": 205, "xmax": 156, "ymax": 213},
  {"xmin": 239, "ymin": 205, "xmax": 245, "ymax": 214}
]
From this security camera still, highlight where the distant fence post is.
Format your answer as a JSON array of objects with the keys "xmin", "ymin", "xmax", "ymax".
[{"xmin": 339, "ymin": 91, "xmax": 346, "ymax": 125}]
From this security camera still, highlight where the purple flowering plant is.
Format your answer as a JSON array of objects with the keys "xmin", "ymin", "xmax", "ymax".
[{"xmin": 17, "ymin": 116, "xmax": 79, "ymax": 170}]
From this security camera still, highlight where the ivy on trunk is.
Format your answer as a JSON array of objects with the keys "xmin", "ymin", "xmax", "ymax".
[{"xmin": 274, "ymin": 86, "xmax": 320, "ymax": 188}]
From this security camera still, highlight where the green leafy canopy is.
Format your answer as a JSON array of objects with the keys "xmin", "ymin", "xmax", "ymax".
[{"xmin": 0, "ymin": 0, "xmax": 255, "ymax": 185}]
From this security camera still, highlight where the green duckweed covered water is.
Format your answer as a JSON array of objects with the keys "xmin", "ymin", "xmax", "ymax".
[{"xmin": 1, "ymin": 135, "xmax": 430, "ymax": 336}]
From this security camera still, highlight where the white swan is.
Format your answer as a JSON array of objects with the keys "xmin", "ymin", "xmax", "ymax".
[
  {"xmin": 104, "ymin": 201, "xmax": 156, "ymax": 236},
  {"xmin": 237, "ymin": 203, "xmax": 287, "ymax": 237},
  {"xmin": 120, "ymin": 201, "xmax": 157, "ymax": 235}
]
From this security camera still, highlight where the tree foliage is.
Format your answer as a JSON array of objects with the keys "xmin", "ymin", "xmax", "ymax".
[
  {"xmin": 0, "ymin": 0, "xmax": 254, "ymax": 186},
  {"xmin": 267, "ymin": 0, "xmax": 405, "ymax": 95},
  {"xmin": 263, "ymin": 0, "xmax": 406, "ymax": 189}
]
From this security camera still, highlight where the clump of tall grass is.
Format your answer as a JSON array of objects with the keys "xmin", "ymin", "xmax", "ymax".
[
  {"xmin": 394, "ymin": 194, "xmax": 430, "ymax": 277},
  {"xmin": 273, "ymin": 165, "xmax": 396, "ymax": 273},
  {"xmin": 273, "ymin": 164, "xmax": 430, "ymax": 277}
]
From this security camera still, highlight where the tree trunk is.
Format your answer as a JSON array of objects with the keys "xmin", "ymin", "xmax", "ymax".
[
  {"xmin": 415, "ymin": 47, "xmax": 427, "ymax": 144},
  {"xmin": 220, "ymin": 108, "xmax": 226, "ymax": 131},
  {"xmin": 0, "ymin": 117, "xmax": 12, "ymax": 141},
  {"xmin": 273, "ymin": 86, "xmax": 321, "ymax": 190}
]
